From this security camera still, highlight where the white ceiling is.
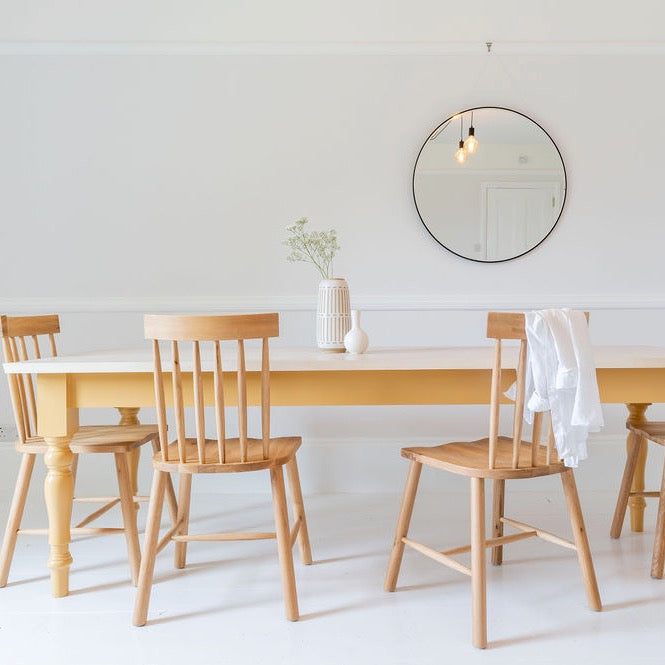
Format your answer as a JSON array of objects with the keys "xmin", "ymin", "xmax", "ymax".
[{"xmin": 1, "ymin": 0, "xmax": 665, "ymax": 43}]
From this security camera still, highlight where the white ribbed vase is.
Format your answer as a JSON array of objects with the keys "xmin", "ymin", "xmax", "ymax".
[{"xmin": 316, "ymin": 278, "xmax": 351, "ymax": 352}]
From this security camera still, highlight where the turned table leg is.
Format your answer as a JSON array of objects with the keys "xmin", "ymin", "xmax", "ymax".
[
  {"xmin": 44, "ymin": 435, "xmax": 74, "ymax": 597},
  {"xmin": 626, "ymin": 403, "xmax": 651, "ymax": 532},
  {"xmin": 116, "ymin": 407, "xmax": 141, "ymax": 506}
]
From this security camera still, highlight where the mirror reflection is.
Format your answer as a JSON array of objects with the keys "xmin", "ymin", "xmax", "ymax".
[{"xmin": 413, "ymin": 107, "xmax": 566, "ymax": 262}]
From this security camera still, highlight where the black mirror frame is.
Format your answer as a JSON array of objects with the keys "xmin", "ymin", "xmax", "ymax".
[{"xmin": 412, "ymin": 106, "xmax": 567, "ymax": 263}]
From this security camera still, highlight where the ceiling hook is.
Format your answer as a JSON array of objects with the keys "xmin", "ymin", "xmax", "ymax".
[{"xmin": 486, "ymin": 41, "xmax": 493, "ymax": 54}]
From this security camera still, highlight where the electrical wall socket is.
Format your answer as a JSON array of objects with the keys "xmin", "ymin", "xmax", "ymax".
[{"xmin": 0, "ymin": 424, "xmax": 17, "ymax": 442}]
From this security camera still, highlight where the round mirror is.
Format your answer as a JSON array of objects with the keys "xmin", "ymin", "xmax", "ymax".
[{"xmin": 413, "ymin": 107, "xmax": 566, "ymax": 262}]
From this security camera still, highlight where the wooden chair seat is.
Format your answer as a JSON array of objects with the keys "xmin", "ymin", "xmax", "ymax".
[
  {"xmin": 403, "ymin": 437, "xmax": 566, "ymax": 479},
  {"xmin": 16, "ymin": 424, "xmax": 159, "ymax": 454},
  {"xmin": 626, "ymin": 420, "xmax": 665, "ymax": 446},
  {"xmin": 153, "ymin": 436, "xmax": 301, "ymax": 474}
]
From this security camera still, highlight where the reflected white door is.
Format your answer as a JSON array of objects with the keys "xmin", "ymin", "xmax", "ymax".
[{"xmin": 483, "ymin": 183, "xmax": 559, "ymax": 261}]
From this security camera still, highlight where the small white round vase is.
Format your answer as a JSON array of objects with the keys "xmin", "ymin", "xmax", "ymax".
[{"xmin": 344, "ymin": 309, "xmax": 369, "ymax": 354}]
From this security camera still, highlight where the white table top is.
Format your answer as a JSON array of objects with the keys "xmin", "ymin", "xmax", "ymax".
[{"xmin": 4, "ymin": 345, "xmax": 665, "ymax": 374}]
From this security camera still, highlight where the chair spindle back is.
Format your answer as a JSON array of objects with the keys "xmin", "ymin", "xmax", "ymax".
[
  {"xmin": 486, "ymin": 312, "xmax": 530, "ymax": 470},
  {"xmin": 144, "ymin": 313, "xmax": 279, "ymax": 465},
  {"xmin": 486, "ymin": 311, "xmax": 588, "ymax": 470},
  {"xmin": 0, "ymin": 314, "xmax": 60, "ymax": 443}
]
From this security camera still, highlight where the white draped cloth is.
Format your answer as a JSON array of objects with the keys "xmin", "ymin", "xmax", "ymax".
[{"xmin": 508, "ymin": 309, "xmax": 604, "ymax": 468}]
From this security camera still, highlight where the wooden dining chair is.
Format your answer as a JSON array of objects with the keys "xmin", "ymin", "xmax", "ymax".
[
  {"xmin": 0, "ymin": 314, "xmax": 177, "ymax": 587},
  {"xmin": 133, "ymin": 312, "xmax": 312, "ymax": 626},
  {"xmin": 384, "ymin": 311, "xmax": 601, "ymax": 648},
  {"xmin": 611, "ymin": 419, "xmax": 665, "ymax": 578}
]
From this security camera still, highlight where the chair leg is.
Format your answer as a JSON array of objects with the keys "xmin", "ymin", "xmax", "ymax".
[
  {"xmin": 491, "ymin": 479, "xmax": 505, "ymax": 566},
  {"xmin": 0, "ymin": 454, "xmax": 36, "ymax": 587},
  {"xmin": 71, "ymin": 453, "xmax": 80, "ymax": 489},
  {"xmin": 270, "ymin": 465, "xmax": 299, "ymax": 621},
  {"xmin": 128, "ymin": 448, "xmax": 141, "ymax": 511},
  {"xmin": 650, "ymin": 454, "xmax": 665, "ymax": 578},
  {"xmin": 115, "ymin": 452, "xmax": 141, "ymax": 586},
  {"xmin": 385, "ymin": 460, "xmax": 422, "ymax": 592},
  {"xmin": 285, "ymin": 457, "xmax": 313, "ymax": 565},
  {"xmin": 133, "ymin": 470, "xmax": 166, "ymax": 627},
  {"xmin": 610, "ymin": 431, "xmax": 642, "ymax": 539},
  {"xmin": 561, "ymin": 469, "xmax": 602, "ymax": 611},
  {"xmin": 470, "ymin": 477, "xmax": 487, "ymax": 649},
  {"xmin": 151, "ymin": 439, "xmax": 178, "ymax": 526},
  {"xmin": 173, "ymin": 474, "xmax": 192, "ymax": 569}
]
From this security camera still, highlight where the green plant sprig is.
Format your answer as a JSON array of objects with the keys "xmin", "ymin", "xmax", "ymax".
[{"xmin": 283, "ymin": 217, "xmax": 340, "ymax": 280}]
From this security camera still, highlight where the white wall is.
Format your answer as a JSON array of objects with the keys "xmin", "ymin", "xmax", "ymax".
[
  {"xmin": 3, "ymin": 52, "xmax": 665, "ymax": 299},
  {"xmin": 2, "ymin": 3, "xmax": 665, "ymax": 493}
]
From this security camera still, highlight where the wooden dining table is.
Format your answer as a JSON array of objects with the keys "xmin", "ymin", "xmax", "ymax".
[{"xmin": 4, "ymin": 344, "xmax": 665, "ymax": 597}]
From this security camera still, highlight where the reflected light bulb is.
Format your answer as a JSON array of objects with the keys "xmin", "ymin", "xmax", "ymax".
[
  {"xmin": 454, "ymin": 140, "xmax": 467, "ymax": 164},
  {"xmin": 464, "ymin": 127, "xmax": 478, "ymax": 154}
]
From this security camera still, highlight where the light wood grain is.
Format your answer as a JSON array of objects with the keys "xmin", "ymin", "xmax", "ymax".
[
  {"xmin": 172, "ymin": 531, "xmax": 276, "ymax": 542},
  {"xmin": 610, "ymin": 431, "xmax": 642, "ymax": 538},
  {"xmin": 285, "ymin": 457, "xmax": 313, "ymax": 565},
  {"xmin": 152, "ymin": 340, "xmax": 169, "ymax": 462},
  {"xmin": 402, "ymin": 537, "xmax": 471, "ymax": 576},
  {"xmin": 10, "ymin": 325, "xmax": 660, "ymax": 604},
  {"xmin": 73, "ymin": 498, "xmax": 120, "ymax": 528},
  {"xmin": 531, "ymin": 412, "xmax": 543, "ymax": 466},
  {"xmin": 624, "ymin": 404, "xmax": 651, "ymax": 532},
  {"xmin": 651, "ymin": 456, "xmax": 665, "ymax": 578},
  {"xmin": 470, "ymin": 477, "xmax": 487, "ymax": 649},
  {"xmin": 213, "ymin": 341, "xmax": 226, "ymax": 463},
  {"xmin": 152, "ymin": 437, "xmax": 300, "ymax": 474},
  {"xmin": 488, "ymin": 340, "xmax": 501, "ymax": 470},
  {"xmin": 144, "ymin": 312, "xmax": 279, "ymax": 342},
  {"xmin": 0, "ymin": 314, "xmax": 59, "ymax": 338},
  {"xmin": 486, "ymin": 312, "xmax": 526, "ymax": 340},
  {"xmin": 0, "ymin": 454, "xmax": 36, "ymax": 587},
  {"xmin": 403, "ymin": 438, "xmax": 566, "ymax": 480},
  {"xmin": 271, "ymin": 465, "xmax": 299, "ymax": 621},
  {"xmin": 384, "ymin": 460, "xmax": 422, "ymax": 591},
  {"xmin": 0, "ymin": 314, "xmax": 160, "ymax": 593},
  {"xmin": 133, "ymin": 470, "xmax": 166, "ymax": 627},
  {"xmin": 262, "ymin": 337, "xmax": 270, "ymax": 459},
  {"xmin": 386, "ymin": 311, "xmax": 601, "ymax": 648},
  {"xmin": 115, "ymin": 452, "xmax": 141, "ymax": 586},
  {"xmin": 500, "ymin": 517, "xmax": 576, "ymax": 550},
  {"xmin": 561, "ymin": 470, "xmax": 602, "ymax": 611},
  {"xmin": 171, "ymin": 340, "xmax": 186, "ymax": 463},
  {"xmin": 490, "ymin": 479, "xmax": 505, "ymax": 566},
  {"xmin": 237, "ymin": 339, "xmax": 248, "ymax": 463},
  {"xmin": 611, "ymin": 406, "xmax": 665, "ymax": 577},
  {"xmin": 192, "ymin": 341, "xmax": 206, "ymax": 463},
  {"xmin": 511, "ymin": 340, "xmax": 527, "ymax": 469},
  {"xmin": 137, "ymin": 313, "xmax": 309, "ymax": 625},
  {"xmin": 173, "ymin": 474, "xmax": 192, "ymax": 569}
]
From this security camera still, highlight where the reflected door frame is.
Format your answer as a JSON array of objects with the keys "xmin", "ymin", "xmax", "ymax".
[{"xmin": 480, "ymin": 180, "xmax": 562, "ymax": 261}]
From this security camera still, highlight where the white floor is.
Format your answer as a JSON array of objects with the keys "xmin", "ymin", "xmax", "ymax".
[{"xmin": 1, "ymin": 466, "xmax": 665, "ymax": 664}]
